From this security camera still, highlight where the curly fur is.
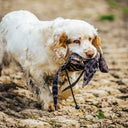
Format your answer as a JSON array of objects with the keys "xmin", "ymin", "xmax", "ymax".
[{"xmin": 0, "ymin": 10, "xmax": 102, "ymax": 110}]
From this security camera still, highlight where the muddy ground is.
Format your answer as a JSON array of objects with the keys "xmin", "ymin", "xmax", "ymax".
[{"xmin": 0, "ymin": 0, "xmax": 128, "ymax": 127}]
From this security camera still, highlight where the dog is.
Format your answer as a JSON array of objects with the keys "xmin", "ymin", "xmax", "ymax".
[{"xmin": 0, "ymin": 10, "xmax": 102, "ymax": 111}]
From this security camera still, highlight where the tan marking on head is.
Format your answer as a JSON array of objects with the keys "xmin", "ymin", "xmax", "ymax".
[
  {"xmin": 56, "ymin": 32, "xmax": 68, "ymax": 48},
  {"xmin": 92, "ymin": 36, "xmax": 103, "ymax": 54}
]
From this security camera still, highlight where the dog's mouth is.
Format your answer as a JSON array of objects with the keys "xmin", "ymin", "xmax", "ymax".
[
  {"xmin": 69, "ymin": 51, "xmax": 97, "ymax": 62},
  {"xmin": 64, "ymin": 52, "xmax": 100, "ymax": 73},
  {"xmin": 71, "ymin": 52, "xmax": 99, "ymax": 63}
]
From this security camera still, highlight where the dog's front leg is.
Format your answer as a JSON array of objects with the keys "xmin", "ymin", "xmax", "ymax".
[
  {"xmin": 26, "ymin": 69, "xmax": 53, "ymax": 111},
  {"xmin": 38, "ymin": 82, "xmax": 53, "ymax": 110}
]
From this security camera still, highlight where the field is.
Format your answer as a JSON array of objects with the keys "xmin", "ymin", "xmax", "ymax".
[{"xmin": 0, "ymin": 0, "xmax": 128, "ymax": 127}]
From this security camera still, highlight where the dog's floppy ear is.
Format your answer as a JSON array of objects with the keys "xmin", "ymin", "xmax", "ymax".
[
  {"xmin": 55, "ymin": 32, "xmax": 68, "ymax": 58},
  {"xmin": 92, "ymin": 36, "xmax": 103, "ymax": 54}
]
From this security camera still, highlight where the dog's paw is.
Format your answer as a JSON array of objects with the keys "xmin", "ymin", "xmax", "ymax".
[{"xmin": 43, "ymin": 101, "xmax": 62, "ymax": 111}]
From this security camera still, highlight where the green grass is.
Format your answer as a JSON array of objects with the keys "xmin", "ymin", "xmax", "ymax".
[
  {"xmin": 121, "ymin": 6, "xmax": 128, "ymax": 18},
  {"xmin": 48, "ymin": 120, "xmax": 56, "ymax": 127},
  {"xmin": 99, "ymin": 14, "xmax": 115, "ymax": 21},
  {"xmin": 106, "ymin": 0, "xmax": 128, "ymax": 20},
  {"xmin": 107, "ymin": 0, "xmax": 119, "ymax": 8},
  {"xmin": 95, "ymin": 111, "xmax": 106, "ymax": 120}
]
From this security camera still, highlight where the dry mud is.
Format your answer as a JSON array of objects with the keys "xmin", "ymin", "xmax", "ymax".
[{"xmin": 0, "ymin": 0, "xmax": 128, "ymax": 127}]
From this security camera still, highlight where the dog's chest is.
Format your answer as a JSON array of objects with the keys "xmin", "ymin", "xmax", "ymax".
[{"xmin": 44, "ymin": 70, "xmax": 67, "ymax": 87}]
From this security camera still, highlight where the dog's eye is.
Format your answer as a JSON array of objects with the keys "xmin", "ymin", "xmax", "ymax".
[
  {"xmin": 88, "ymin": 37, "xmax": 92, "ymax": 41},
  {"xmin": 73, "ymin": 40, "xmax": 80, "ymax": 44}
]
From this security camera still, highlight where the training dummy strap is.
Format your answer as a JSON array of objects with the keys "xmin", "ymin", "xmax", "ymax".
[{"xmin": 52, "ymin": 52, "xmax": 108, "ymax": 110}]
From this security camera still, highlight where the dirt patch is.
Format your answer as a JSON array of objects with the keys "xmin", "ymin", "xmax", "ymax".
[{"xmin": 0, "ymin": 0, "xmax": 128, "ymax": 127}]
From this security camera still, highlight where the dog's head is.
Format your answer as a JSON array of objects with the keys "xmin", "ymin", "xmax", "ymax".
[{"xmin": 52, "ymin": 19, "xmax": 102, "ymax": 59}]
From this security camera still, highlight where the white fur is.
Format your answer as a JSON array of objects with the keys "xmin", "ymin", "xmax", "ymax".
[{"xmin": 0, "ymin": 10, "xmax": 98, "ymax": 110}]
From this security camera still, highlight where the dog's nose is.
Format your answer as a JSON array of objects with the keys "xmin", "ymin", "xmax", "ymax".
[{"xmin": 86, "ymin": 50, "xmax": 94, "ymax": 58}]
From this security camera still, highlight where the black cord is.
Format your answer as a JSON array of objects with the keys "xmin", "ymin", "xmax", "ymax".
[
  {"xmin": 62, "ymin": 70, "xmax": 84, "ymax": 92},
  {"xmin": 64, "ymin": 69, "xmax": 80, "ymax": 109}
]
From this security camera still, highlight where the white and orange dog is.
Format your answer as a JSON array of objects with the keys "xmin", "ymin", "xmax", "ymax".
[{"xmin": 0, "ymin": 10, "xmax": 102, "ymax": 111}]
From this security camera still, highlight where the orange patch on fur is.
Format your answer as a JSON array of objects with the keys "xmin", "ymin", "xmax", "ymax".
[
  {"xmin": 92, "ymin": 36, "xmax": 103, "ymax": 54},
  {"xmin": 56, "ymin": 32, "xmax": 68, "ymax": 48}
]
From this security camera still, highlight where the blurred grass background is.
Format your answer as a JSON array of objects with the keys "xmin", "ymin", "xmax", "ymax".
[{"xmin": 0, "ymin": 0, "xmax": 127, "ymax": 22}]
